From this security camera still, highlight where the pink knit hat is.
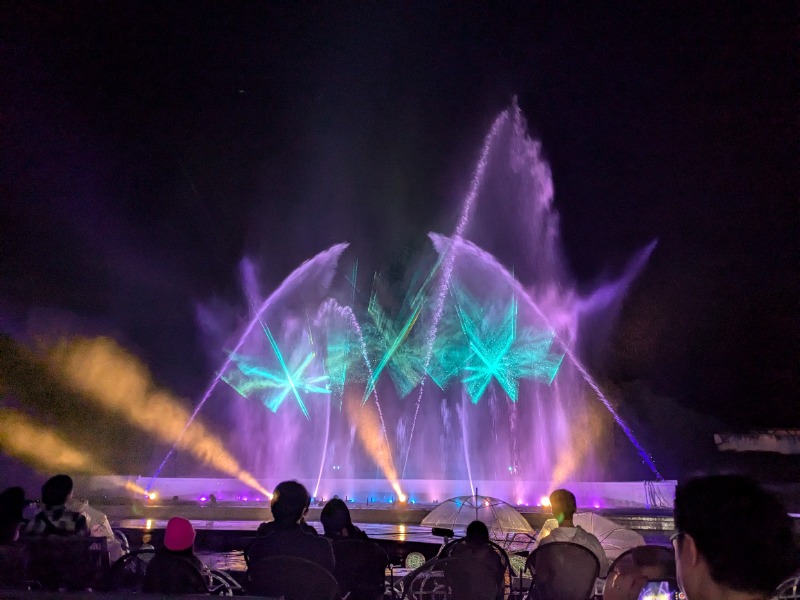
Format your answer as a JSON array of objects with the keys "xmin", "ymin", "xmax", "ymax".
[{"xmin": 164, "ymin": 517, "xmax": 196, "ymax": 551}]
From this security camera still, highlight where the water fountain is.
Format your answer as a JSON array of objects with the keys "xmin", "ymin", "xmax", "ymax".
[{"xmin": 147, "ymin": 101, "xmax": 667, "ymax": 508}]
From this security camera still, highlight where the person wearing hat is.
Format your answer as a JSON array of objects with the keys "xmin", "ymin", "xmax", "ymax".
[
  {"xmin": 23, "ymin": 475, "xmax": 89, "ymax": 537},
  {"xmin": 143, "ymin": 517, "xmax": 210, "ymax": 594}
]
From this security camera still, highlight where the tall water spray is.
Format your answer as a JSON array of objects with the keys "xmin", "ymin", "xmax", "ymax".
[{"xmin": 151, "ymin": 102, "xmax": 660, "ymax": 498}]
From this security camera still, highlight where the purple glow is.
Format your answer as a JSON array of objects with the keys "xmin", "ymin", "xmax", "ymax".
[{"xmin": 148, "ymin": 100, "xmax": 664, "ymax": 500}]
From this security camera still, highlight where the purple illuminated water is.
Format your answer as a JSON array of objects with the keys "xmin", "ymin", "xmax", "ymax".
[{"xmin": 151, "ymin": 101, "xmax": 660, "ymax": 500}]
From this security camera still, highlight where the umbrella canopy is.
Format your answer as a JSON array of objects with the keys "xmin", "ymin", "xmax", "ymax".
[
  {"xmin": 420, "ymin": 494, "xmax": 534, "ymax": 537},
  {"xmin": 573, "ymin": 512, "xmax": 645, "ymax": 560}
]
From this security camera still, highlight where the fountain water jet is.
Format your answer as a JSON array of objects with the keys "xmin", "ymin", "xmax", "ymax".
[{"xmin": 147, "ymin": 102, "xmax": 664, "ymax": 503}]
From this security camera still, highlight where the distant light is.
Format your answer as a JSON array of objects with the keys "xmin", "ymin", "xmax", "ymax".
[
  {"xmin": 199, "ymin": 496, "xmax": 208, "ymax": 502},
  {"xmin": 539, "ymin": 496, "xmax": 551, "ymax": 507},
  {"xmin": 484, "ymin": 500, "xmax": 490, "ymax": 507},
  {"xmin": 146, "ymin": 492, "xmax": 158, "ymax": 501},
  {"xmin": 145, "ymin": 519, "xmax": 153, "ymax": 530},
  {"xmin": 398, "ymin": 494, "xmax": 408, "ymax": 503},
  {"xmin": 255, "ymin": 497, "xmax": 261, "ymax": 502},
  {"xmin": 516, "ymin": 499, "xmax": 523, "ymax": 506},
  {"xmin": 593, "ymin": 503, "xmax": 600, "ymax": 509},
  {"xmin": 242, "ymin": 497, "xmax": 248, "ymax": 502}
]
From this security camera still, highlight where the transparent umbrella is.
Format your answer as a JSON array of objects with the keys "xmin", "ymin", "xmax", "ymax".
[
  {"xmin": 420, "ymin": 494, "xmax": 534, "ymax": 538},
  {"xmin": 573, "ymin": 512, "xmax": 645, "ymax": 561}
]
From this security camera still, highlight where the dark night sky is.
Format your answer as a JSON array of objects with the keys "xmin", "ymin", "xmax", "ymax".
[{"xmin": 1, "ymin": 2, "xmax": 797, "ymax": 452}]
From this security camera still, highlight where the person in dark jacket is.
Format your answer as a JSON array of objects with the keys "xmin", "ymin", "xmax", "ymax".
[
  {"xmin": 0, "ymin": 487, "xmax": 29, "ymax": 589},
  {"xmin": 247, "ymin": 480, "xmax": 334, "ymax": 573},
  {"xmin": 143, "ymin": 517, "xmax": 209, "ymax": 594}
]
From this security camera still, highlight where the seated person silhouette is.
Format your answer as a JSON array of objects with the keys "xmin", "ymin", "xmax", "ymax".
[
  {"xmin": 448, "ymin": 520, "xmax": 505, "ymax": 594},
  {"xmin": 247, "ymin": 480, "xmax": 335, "ymax": 573},
  {"xmin": 23, "ymin": 475, "xmax": 88, "ymax": 537},
  {"xmin": 320, "ymin": 497, "xmax": 368, "ymax": 541},
  {"xmin": 605, "ymin": 545, "xmax": 676, "ymax": 600},
  {"xmin": 0, "ymin": 487, "xmax": 29, "ymax": 589},
  {"xmin": 532, "ymin": 489, "xmax": 608, "ymax": 574},
  {"xmin": 143, "ymin": 516, "xmax": 209, "ymax": 594}
]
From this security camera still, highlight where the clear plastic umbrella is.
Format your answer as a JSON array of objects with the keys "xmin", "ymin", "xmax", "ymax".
[
  {"xmin": 420, "ymin": 494, "xmax": 534, "ymax": 538},
  {"xmin": 573, "ymin": 512, "xmax": 645, "ymax": 561}
]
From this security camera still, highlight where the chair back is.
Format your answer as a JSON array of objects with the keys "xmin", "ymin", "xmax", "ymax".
[
  {"xmin": 526, "ymin": 541, "xmax": 599, "ymax": 600},
  {"xmin": 248, "ymin": 555, "xmax": 338, "ymax": 600},
  {"xmin": 142, "ymin": 551, "xmax": 208, "ymax": 595},
  {"xmin": 402, "ymin": 556, "xmax": 499, "ymax": 600},
  {"xmin": 23, "ymin": 536, "xmax": 109, "ymax": 591},
  {"xmin": 105, "ymin": 548, "xmax": 155, "ymax": 592},
  {"xmin": 332, "ymin": 538, "xmax": 389, "ymax": 600},
  {"xmin": 0, "ymin": 544, "xmax": 28, "ymax": 590}
]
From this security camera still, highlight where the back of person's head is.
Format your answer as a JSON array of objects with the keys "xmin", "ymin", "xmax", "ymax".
[
  {"xmin": 320, "ymin": 497, "xmax": 352, "ymax": 537},
  {"xmin": 270, "ymin": 480, "xmax": 310, "ymax": 524},
  {"xmin": 674, "ymin": 475, "xmax": 798, "ymax": 596},
  {"xmin": 0, "ymin": 487, "xmax": 26, "ymax": 543},
  {"xmin": 549, "ymin": 489, "xmax": 577, "ymax": 523},
  {"xmin": 41, "ymin": 474, "xmax": 73, "ymax": 508},
  {"xmin": 465, "ymin": 520, "xmax": 490, "ymax": 544},
  {"xmin": 163, "ymin": 517, "xmax": 196, "ymax": 552}
]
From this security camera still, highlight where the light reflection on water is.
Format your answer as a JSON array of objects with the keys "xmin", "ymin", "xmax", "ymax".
[{"xmin": 117, "ymin": 519, "xmax": 440, "ymax": 542}]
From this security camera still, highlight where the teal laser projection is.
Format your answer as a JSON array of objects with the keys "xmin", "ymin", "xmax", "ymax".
[
  {"xmin": 223, "ymin": 320, "xmax": 329, "ymax": 419},
  {"xmin": 448, "ymin": 289, "xmax": 563, "ymax": 403},
  {"xmin": 221, "ymin": 277, "xmax": 564, "ymax": 414}
]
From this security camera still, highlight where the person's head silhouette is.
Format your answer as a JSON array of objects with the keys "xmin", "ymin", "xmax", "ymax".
[
  {"xmin": 673, "ymin": 475, "xmax": 798, "ymax": 600},
  {"xmin": 270, "ymin": 480, "xmax": 310, "ymax": 524},
  {"xmin": 41, "ymin": 474, "xmax": 74, "ymax": 508},
  {"xmin": 320, "ymin": 497, "xmax": 353, "ymax": 538},
  {"xmin": 549, "ymin": 489, "xmax": 577, "ymax": 525},
  {"xmin": 465, "ymin": 520, "xmax": 490, "ymax": 545}
]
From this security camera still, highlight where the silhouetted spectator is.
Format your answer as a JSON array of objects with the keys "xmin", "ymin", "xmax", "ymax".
[
  {"xmin": 143, "ymin": 517, "xmax": 209, "ymax": 594},
  {"xmin": 605, "ymin": 546, "xmax": 676, "ymax": 600},
  {"xmin": 672, "ymin": 475, "xmax": 799, "ymax": 600},
  {"xmin": 256, "ymin": 481, "xmax": 318, "ymax": 537},
  {"xmin": 321, "ymin": 497, "xmax": 368, "ymax": 541},
  {"xmin": 0, "ymin": 487, "xmax": 29, "ymax": 589},
  {"xmin": 448, "ymin": 520, "xmax": 505, "ymax": 594},
  {"xmin": 0, "ymin": 487, "xmax": 26, "ymax": 544},
  {"xmin": 24, "ymin": 475, "xmax": 88, "ymax": 537},
  {"xmin": 533, "ymin": 489, "xmax": 608, "ymax": 573},
  {"xmin": 247, "ymin": 480, "xmax": 334, "ymax": 573}
]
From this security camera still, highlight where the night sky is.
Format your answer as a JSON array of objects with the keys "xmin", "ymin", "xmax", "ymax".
[{"xmin": 1, "ymin": 3, "xmax": 797, "ymax": 476}]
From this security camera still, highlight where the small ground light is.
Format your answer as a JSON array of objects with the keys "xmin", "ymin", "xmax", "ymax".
[
  {"xmin": 199, "ymin": 496, "xmax": 208, "ymax": 502},
  {"xmin": 146, "ymin": 492, "xmax": 158, "ymax": 501},
  {"xmin": 539, "ymin": 496, "xmax": 551, "ymax": 507}
]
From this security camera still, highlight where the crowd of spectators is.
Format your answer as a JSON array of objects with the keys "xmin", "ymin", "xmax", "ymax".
[{"xmin": 0, "ymin": 474, "xmax": 797, "ymax": 599}]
